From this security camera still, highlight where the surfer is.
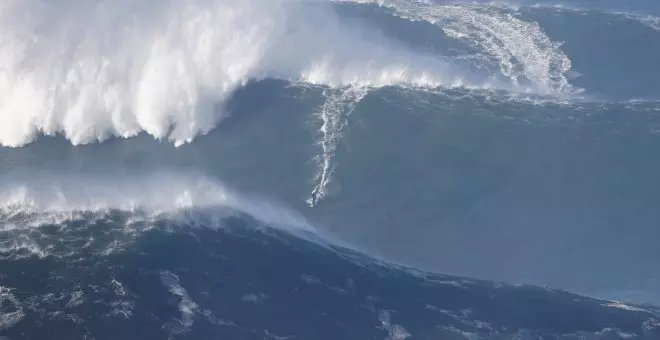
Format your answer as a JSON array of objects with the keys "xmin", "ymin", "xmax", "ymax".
[{"xmin": 308, "ymin": 188, "xmax": 321, "ymax": 207}]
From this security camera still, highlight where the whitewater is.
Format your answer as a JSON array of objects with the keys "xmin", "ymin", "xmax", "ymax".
[{"xmin": 0, "ymin": 0, "xmax": 582, "ymax": 148}]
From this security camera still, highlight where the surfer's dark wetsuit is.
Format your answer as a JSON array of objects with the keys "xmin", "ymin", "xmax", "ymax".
[{"xmin": 309, "ymin": 188, "xmax": 321, "ymax": 207}]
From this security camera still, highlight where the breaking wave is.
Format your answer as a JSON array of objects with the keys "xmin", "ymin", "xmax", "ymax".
[
  {"xmin": 0, "ymin": 0, "xmax": 581, "ymax": 148},
  {"xmin": 0, "ymin": 171, "xmax": 311, "ymax": 231},
  {"xmin": 0, "ymin": 170, "xmax": 318, "ymax": 261}
]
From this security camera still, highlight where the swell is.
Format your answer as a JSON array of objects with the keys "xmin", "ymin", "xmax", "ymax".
[
  {"xmin": 2, "ymin": 203, "xmax": 659, "ymax": 339},
  {"xmin": 0, "ymin": 0, "xmax": 579, "ymax": 148}
]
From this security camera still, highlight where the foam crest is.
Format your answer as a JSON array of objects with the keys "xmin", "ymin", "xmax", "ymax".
[
  {"xmin": 0, "ymin": 0, "xmax": 483, "ymax": 147},
  {"xmin": 525, "ymin": 2, "xmax": 660, "ymax": 32},
  {"xmin": 606, "ymin": 12, "xmax": 659, "ymax": 32},
  {"xmin": 0, "ymin": 171, "xmax": 312, "ymax": 232},
  {"xmin": 345, "ymin": 0, "xmax": 579, "ymax": 95},
  {"xmin": 640, "ymin": 15, "xmax": 660, "ymax": 31}
]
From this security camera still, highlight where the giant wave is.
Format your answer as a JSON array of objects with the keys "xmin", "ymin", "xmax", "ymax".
[
  {"xmin": 0, "ymin": 0, "xmax": 582, "ymax": 149},
  {"xmin": 3, "ymin": 0, "xmax": 660, "ymax": 338}
]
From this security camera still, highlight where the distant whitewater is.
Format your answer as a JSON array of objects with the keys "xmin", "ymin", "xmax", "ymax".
[{"xmin": 2, "ymin": 0, "xmax": 660, "ymax": 339}]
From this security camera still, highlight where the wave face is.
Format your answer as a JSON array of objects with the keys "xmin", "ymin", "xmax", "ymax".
[{"xmin": 3, "ymin": 0, "xmax": 660, "ymax": 337}]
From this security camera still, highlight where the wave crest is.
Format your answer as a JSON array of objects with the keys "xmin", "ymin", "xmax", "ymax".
[
  {"xmin": 0, "ymin": 171, "xmax": 312, "ymax": 232},
  {"xmin": 0, "ymin": 0, "xmax": 458, "ymax": 147},
  {"xmin": 0, "ymin": 0, "xmax": 579, "ymax": 147}
]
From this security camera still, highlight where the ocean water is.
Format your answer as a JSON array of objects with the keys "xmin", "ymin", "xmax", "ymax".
[{"xmin": 1, "ymin": 0, "xmax": 660, "ymax": 339}]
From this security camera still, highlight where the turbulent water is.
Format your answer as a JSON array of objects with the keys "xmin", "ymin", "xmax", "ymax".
[{"xmin": 2, "ymin": 0, "xmax": 660, "ymax": 339}]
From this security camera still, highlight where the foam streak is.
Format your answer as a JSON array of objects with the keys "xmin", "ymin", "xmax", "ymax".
[
  {"xmin": 343, "ymin": 0, "xmax": 579, "ymax": 95},
  {"xmin": 308, "ymin": 87, "xmax": 368, "ymax": 207}
]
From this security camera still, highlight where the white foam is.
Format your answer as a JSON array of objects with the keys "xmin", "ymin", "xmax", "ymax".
[
  {"xmin": 341, "ymin": 0, "xmax": 580, "ymax": 95},
  {"xmin": 617, "ymin": 12, "xmax": 660, "ymax": 32},
  {"xmin": 0, "ymin": 286, "xmax": 24, "ymax": 331},
  {"xmin": 111, "ymin": 279, "xmax": 127, "ymax": 297},
  {"xmin": 524, "ymin": 2, "xmax": 660, "ymax": 32},
  {"xmin": 0, "ymin": 235, "xmax": 50, "ymax": 259},
  {"xmin": 65, "ymin": 291, "xmax": 85, "ymax": 308},
  {"xmin": 378, "ymin": 310, "xmax": 412, "ymax": 340},
  {"xmin": 596, "ymin": 328, "xmax": 637, "ymax": 339},
  {"xmin": 160, "ymin": 271, "xmax": 198, "ymax": 329},
  {"xmin": 643, "ymin": 319, "xmax": 660, "ymax": 333},
  {"xmin": 308, "ymin": 87, "xmax": 368, "ymax": 206},
  {"xmin": 0, "ymin": 171, "xmax": 313, "ymax": 232},
  {"xmin": 0, "ymin": 0, "xmax": 502, "ymax": 148},
  {"xmin": 605, "ymin": 301, "xmax": 649, "ymax": 313}
]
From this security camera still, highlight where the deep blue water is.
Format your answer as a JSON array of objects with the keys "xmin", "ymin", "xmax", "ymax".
[
  {"xmin": 2, "ymin": 0, "xmax": 660, "ymax": 339},
  {"xmin": 2, "ymin": 215, "xmax": 660, "ymax": 339}
]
